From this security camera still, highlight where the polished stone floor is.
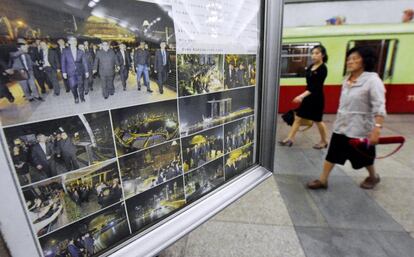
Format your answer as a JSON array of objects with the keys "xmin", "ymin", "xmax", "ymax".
[{"xmin": 158, "ymin": 114, "xmax": 414, "ymax": 257}]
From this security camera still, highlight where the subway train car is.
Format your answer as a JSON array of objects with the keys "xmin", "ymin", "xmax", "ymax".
[{"xmin": 279, "ymin": 23, "xmax": 414, "ymax": 114}]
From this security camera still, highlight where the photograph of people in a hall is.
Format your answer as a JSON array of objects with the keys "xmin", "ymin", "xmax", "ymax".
[
  {"xmin": 179, "ymin": 86, "xmax": 255, "ymax": 136},
  {"xmin": 110, "ymin": 99, "xmax": 179, "ymax": 156},
  {"xmin": 4, "ymin": 111, "xmax": 116, "ymax": 187},
  {"xmin": 184, "ymin": 158, "xmax": 224, "ymax": 203},
  {"xmin": 181, "ymin": 126, "xmax": 224, "ymax": 172},
  {"xmin": 126, "ymin": 176, "xmax": 185, "ymax": 233},
  {"xmin": 177, "ymin": 54, "xmax": 224, "ymax": 96},
  {"xmin": 119, "ymin": 140, "xmax": 182, "ymax": 198},
  {"xmin": 224, "ymin": 115, "xmax": 255, "ymax": 153},
  {"xmin": 0, "ymin": 0, "xmax": 176, "ymax": 127},
  {"xmin": 224, "ymin": 143, "xmax": 254, "ymax": 181},
  {"xmin": 39, "ymin": 202, "xmax": 130, "ymax": 257},
  {"xmin": 224, "ymin": 54, "xmax": 256, "ymax": 89},
  {"xmin": 22, "ymin": 160, "xmax": 123, "ymax": 237}
]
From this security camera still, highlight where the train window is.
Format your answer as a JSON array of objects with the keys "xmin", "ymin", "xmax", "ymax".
[
  {"xmin": 281, "ymin": 43, "xmax": 320, "ymax": 78},
  {"xmin": 344, "ymin": 39, "xmax": 398, "ymax": 79}
]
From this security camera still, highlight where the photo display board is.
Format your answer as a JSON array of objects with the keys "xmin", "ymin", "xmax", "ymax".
[{"xmin": 0, "ymin": 0, "xmax": 260, "ymax": 256}]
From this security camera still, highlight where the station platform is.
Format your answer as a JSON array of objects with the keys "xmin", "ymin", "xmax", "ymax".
[{"xmin": 159, "ymin": 114, "xmax": 414, "ymax": 257}]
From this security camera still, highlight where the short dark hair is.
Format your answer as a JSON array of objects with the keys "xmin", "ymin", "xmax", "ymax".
[
  {"xmin": 346, "ymin": 46, "xmax": 377, "ymax": 72},
  {"xmin": 312, "ymin": 45, "xmax": 328, "ymax": 63}
]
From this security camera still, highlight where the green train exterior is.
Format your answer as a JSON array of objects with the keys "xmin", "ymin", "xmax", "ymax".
[{"xmin": 279, "ymin": 23, "xmax": 414, "ymax": 113}]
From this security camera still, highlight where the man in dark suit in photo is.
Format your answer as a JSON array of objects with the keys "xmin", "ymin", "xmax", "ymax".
[
  {"xmin": 11, "ymin": 42, "xmax": 44, "ymax": 102},
  {"xmin": 61, "ymin": 36, "xmax": 89, "ymax": 103},
  {"xmin": 235, "ymin": 63, "xmax": 247, "ymax": 87},
  {"xmin": 154, "ymin": 41, "xmax": 171, "ymax": 94},
  {"xmin": 93, "ymin": 41, "xmax": 119, "ymax": 99},
  {"xmin": 225, "ymin": 62, "xmax": 236, "ymax": 89},
  {"xmin": 30, "ymin": 134, "xmax": 56, "ymax": 178},
  {"xmin": 83, "ymin": 40, "xmax": 95, "ymax": 94},
  {"xmin": 39, "ymin": 41, "xmax": 61, "ymax": 96},
  {"xmin": 58, "ymin": 132, "xmax": 79, "ymax": 171},
  {"xmin": 28, "ymin": 39, "xmax": 47, "ymax": 93},
  {"xmin": 0, "ymin": 45, "xmax": 15, "ymax": 102},
  {"xmin": 116, "ymin": 43, "xmax": 131, "ymax": 91},
  {"xmin": 56, "ymin": 38, "xmax": 70, "ymax": 92}
]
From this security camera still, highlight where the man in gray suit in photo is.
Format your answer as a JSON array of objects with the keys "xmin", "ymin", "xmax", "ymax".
[
  {"xmin": 39, "ymin": 41, "xmax": 61, "ymax": 96},
  {"xmin": 154, "ymin": 41, "xmax": 171, "ymax": 94},
  {"xmin": 93, "ymin": 41, "xmax": 120, "ymax": 99},
  {"xmin": 116, "ymin": 43, "xmax": 131, "ymax": 91}
]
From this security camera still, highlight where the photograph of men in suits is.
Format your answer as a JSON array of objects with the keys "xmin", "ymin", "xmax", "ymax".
[
  {"xmin": 30, "ymin": 134, "xmax": 57, "ymax": 178},
  {"xmin": 58, "ymin": 132, "xmax": 79, "ymax": 171},
  {"xmin": 11, "ymin": 42, "xmax": 44, "ymax": 102},
  {"xmin": 56, "ymin": 38, "xmax": 70, "ymax": 93},
  {"xmin": 225, "ymin": 62, "xmax": 236, "ymax": 89},
  {"xmin": 28, "ymin": 39, "xmax": 47, "ymax": 93},
  {"xmin": 39, "ymin": 41, "xmax": 61, "ymax": 96},
  {"xmin": 83, "ymin": 41, "xmax": 95, "ymax": 94},
  {"xmin": 154, "ymin": 41, "xmax": 171, "ymax": 94},
  {"xmin": 116, "ymin": 43, "xmax": 131, "ymax": 91},
  {"xmin": 93, "ymin": 41, "xmax": 119, "ymax": 99},
  {"xmin": 133, "ymin": 41, "xmax": 152, "ymax": 92},
  {"xmin": 61, "ymin": 36, "xmax": 89, "ymax": 103}
]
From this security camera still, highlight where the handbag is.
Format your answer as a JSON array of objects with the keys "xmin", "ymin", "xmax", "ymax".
[
  {"xmin": 281, "ymin": 109, "xmax": 313, "ymax": 132},
  {"xmin": 8, "ymin": 69, "xmax": 29, "ymax": 81}
]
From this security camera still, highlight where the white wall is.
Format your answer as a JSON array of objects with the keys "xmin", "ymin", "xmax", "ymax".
[{"xmin": 284, "ymin": 0, "xmax": 414, "ymax": 27}]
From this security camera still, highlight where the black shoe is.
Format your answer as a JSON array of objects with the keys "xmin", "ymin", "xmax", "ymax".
[
  {"xmin": 66, "ymin": 89, "xmax": 70, "ymax": 93},
  {"xmin": 90, "ymin": 87, "xmax": 93, "ymax": 91},
  {"xmin": 7, "ymin": 96, "xmax": 15, "ymax": 103},
  {"xmin": 54, "ymin": 93, "xmax": 60, "ymax": 96},
  {"xmin": 29, "ymin": 98, "xmax": 35, "ymax": 102},
  {"xmin": 123, "ymin": 87, "xmax": 126, "ymax": 91},
  {"xmin": 147, "ymin": 89, "xmax": 153, "ymax": 93},
  {"xmin": 104, "ymin": 96, "xmax": 108, "ymax": 99},
  {"xmin": 81, "ymin": 98, "xmax": 85, "ymax": 102},
  {"xmin": 110, "ymin": 93, "xmax": 114, "ymax": 95},
  {"xmin": 85, "ymin": 92, "xmax": 88, "ymax": 95},
  {"xmin": 36, "ymin": 97, "xmax": 45, "ymax": 102},
  {"xmin": 41, "ymin": 90, "xmax": 46, "ymax": 94},
  {"xmin": 160, "ymin": 91, "xmax": 164, "ymax": 94},
  {"xmin": 75, "ymin": 98, "xmax": 79, "ymax": 104},
  {"xmin": 138, "ymin": 87, "xmax": 141, "ymax": 91}
]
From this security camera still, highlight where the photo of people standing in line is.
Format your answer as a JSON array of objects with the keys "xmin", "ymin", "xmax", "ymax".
[
  {"xmin": 224, "ymin": 116, "xmax": 255, "ymax": 153},
  {"xmin": 4, "ymin": 111, "xmax": 116, "ymax": 186},
  {"xmin": 224, "ymin": 54, "xmax": 256, "ymax": 89},
  {"xmin": 178, "ymin": 54, "xmax": 224, "ymax": 96},
  {"xmin": 0, "ymin": 0, "xmax": 176, "ymax": 127},
  {"xmin": 119, "ymin": 140, "xmax": 182, "ymax": 198},
  {"xmin": 111, "ymin": 99, "xmax": 179, "ymax": 156},
  {"xmin": 22, "ymin": 160, "xmax": 122, "ymax": 237},
  {"xmin": 181, "ymin": 126, "xmax": 224, "ymax": 172}
]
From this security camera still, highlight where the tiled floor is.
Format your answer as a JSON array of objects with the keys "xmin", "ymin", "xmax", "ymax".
[{"xmin": 159, "ymin": 114, "xmax": 414, "ymax": 257}]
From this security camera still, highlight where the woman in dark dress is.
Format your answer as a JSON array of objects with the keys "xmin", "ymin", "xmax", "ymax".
[{"xmin": 279, "ymin": 45, "xmax": 329, "ymax": 148}]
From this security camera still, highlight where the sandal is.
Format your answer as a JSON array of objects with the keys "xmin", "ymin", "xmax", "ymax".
[
  {"xmin": 313, "ymin": 143, "xmax": 328, "ymax": 149},
  {"xmin": 360, "ymin": 174, "xmax": 380, "ymax": 189},
  {"xmin": 278, "ymin": 139, "xmax": 293, "ymax": 147},
  {"xmin": 307, "ymin": 179, "xmax": 328, "ymax": 190}
]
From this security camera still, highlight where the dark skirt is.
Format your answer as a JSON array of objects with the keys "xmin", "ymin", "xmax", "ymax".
[{"xmin": 296, "ymin": 94, "xmax": 324, "ymax": 122}]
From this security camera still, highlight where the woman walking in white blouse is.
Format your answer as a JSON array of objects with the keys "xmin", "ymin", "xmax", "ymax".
[{"xmin": 307, "ymin": 46, "xmax": 386, "ymax": 190}]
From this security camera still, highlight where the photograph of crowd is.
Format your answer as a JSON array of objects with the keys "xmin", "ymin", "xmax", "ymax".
[
  {"xmin": 0, "ymin": 0, "xmax": 177, "ymax": 126},
  {"xmin": 224, "ymin": 54, "xmax": 257, "ymax": 89},
  {"xmin": 39, "ymin": 203, "xmax": 130, "ymax": 257},
  {"xmin": 184, "ymin": 158, "xmax": 224, "ymax": 203},
  {"xmin": 110, "ymin": 99, "xmax": 179, "ymax": 156},
  {"xmin": 224, "ymin": 143, "xmax": 254, "ymax": 181},
  {"xmin": 4, "ymin": 111, "xmax": 116, "ymax": 186},
  {"xmin": 22, "ymin": 160, "xmax": 123, "ymax": 237},
  {"xmin": 224, "ymin": 115, "xmax": 255, "ymax": 153},
  {"xmin": 119, "ymin": 140, "xmax": 182, "ymax": 198},
  {"xmin": 126, "ymin": 176, "xmax": 185, "ymax": 233},
  {"xmin": 177, "ymin": 54, "xmax": 224, "ymax": 96},
  {"xmin": 181, "ymin": 126, "xmax": 224, "ymax": 172},
  {"xmin": 179, "ymin": 86, "xmax": 255, "ymax": 136}
]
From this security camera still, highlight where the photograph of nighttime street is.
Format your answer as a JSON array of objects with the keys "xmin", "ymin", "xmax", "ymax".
[
  {"xmin": 224, "ymin": 115, "xmax": 255, "ymax": 153},
  {"xmin": 119, "ymin": 140, "xmax": 182, "ymax": 198},
  {"xmin": 177, "ymin": 54, "xmax": 224, "ymax": 96},
  {"xmin": 39, "ymin": 203, "xmax": 130, "ymax": 257},
  {"xmin": 0, "ymin": 0, "xmax": 177, "ymax": 126},
  {"xmin": 110, "ymin": 99, "xmax": 179, "ymax": 156},
  {"xmin": 181, "ymin": 126, "xmax": 223, "ymax": 172},
  {"xmin": 126, "ymin": 176, "xmax": 185, "ymax": 233},
  {"xmin": 224, "ymin": 143, "xmax": 254, "ymax": 181},
  {"xmin": 184, "ymin": 157, "xmax": 224, "ymax": 203},
  {"xmin": 22, "ymin": 159, "xmax": 123, "ymax": 237},
  {"xmin": 4, "ymin": 111, "xmax": 116, "ymax": 186},
  {"xmin": 179, "ymin": 86, "xmax": 255, "ymax": 136},
  {"xmin": 224, "ymin": 54, "xmax": 257, "ymax": 89}
]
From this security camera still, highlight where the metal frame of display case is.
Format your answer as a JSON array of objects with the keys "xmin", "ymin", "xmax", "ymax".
[{"xmin": 0, "ymin": 0, "xmax": 283, "ymax": 256}]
